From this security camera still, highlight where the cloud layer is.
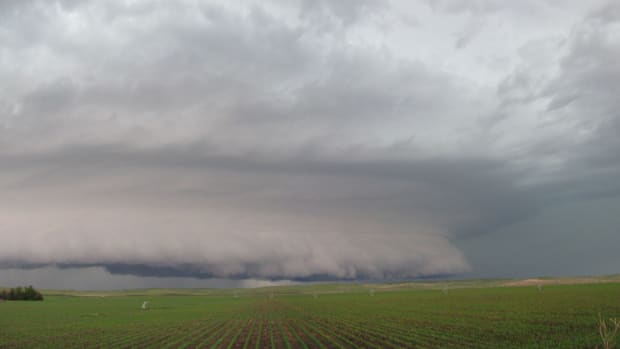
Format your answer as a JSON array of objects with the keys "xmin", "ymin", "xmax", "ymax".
[{"xmin": 1, "ymin": 0, "xmax": 619, "ymax": 281}]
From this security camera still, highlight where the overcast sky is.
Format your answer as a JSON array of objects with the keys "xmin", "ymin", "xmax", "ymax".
[{"xmin": 1, "ymin": 0, "xmax": 619, "ymax": 289}]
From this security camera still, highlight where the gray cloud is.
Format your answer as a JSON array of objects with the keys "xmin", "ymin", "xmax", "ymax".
[
  {"xmin": 298, "ymin": 0, "xmax": 385, "ymax": 27},
  {"xmin": 2, "ymin": 146, "xmax": 509, "ymax": 279},
  {"xmin": 1, "ymin": 0, "xmax": 619, "ymax": 284}
]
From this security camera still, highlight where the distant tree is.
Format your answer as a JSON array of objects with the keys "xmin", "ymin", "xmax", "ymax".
[
  {"xmin": 24, "ymin": 286, "xmax": 41, "ymax": 300},
  {"xmin": 0, "ymin": 286, "xmax": 43, "ymax": 301},
  {"xmin": 15, "ymin": 287, "xmax": 24, "ymax": 300}
]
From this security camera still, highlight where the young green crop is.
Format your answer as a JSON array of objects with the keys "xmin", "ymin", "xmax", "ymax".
[{"xmin": 0, "ymin": 282, "xmax": 619, "ymax": 348}]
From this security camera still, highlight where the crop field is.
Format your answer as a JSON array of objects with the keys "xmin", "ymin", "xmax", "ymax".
[{"xmin": 1, "ymin": 281, "xmax": 620, "ymax": 348}]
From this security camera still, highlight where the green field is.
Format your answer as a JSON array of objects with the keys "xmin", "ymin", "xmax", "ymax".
[{"xmin": 1, "ymin": 280, "xmax": 620, "ymax": 348}]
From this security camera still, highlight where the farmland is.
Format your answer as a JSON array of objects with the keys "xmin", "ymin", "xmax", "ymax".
[{"xmin": 1, "ymin": 279, "xmax": 620, "ymax": 348}]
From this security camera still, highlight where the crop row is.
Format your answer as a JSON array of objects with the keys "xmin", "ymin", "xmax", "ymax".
[{"xmin": 3, "ymin": 285, "xmax": 616, "ymax": 348}]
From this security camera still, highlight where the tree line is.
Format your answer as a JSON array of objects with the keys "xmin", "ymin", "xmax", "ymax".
[{"xmin": 0, "ymin": 286, "xmax": 44, "ymax": 301}]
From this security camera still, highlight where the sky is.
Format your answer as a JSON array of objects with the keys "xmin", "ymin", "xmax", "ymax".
[{"xmin": 1, "ymin": 0, "xmax": 619, "ymax": 289}]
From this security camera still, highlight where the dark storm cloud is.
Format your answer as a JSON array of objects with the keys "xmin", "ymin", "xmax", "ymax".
[
  {"xmin": 454, "ymin": 1, "xmax": 620, "ymax": 277},
  {"xmin": 0, "ymin": 144, "xmax": 531, "ymax": 279},
  {"xmin": 0, "ymin": 143, "xmax": 536, "ymax": 234},
  {"xmin": 1, "ymin": 0, "xmax": 619, "ymax": 283}
]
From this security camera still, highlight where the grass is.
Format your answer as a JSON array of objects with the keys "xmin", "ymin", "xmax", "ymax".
[
  {"xmin": 1, "ymin": 279, "xmax": 620, "ymax": 348},
  {"xmin": 599, "ymin": 313, "xmax": 620, "ymax": 349}
]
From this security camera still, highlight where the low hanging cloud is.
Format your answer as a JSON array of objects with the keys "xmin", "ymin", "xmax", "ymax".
[
  {"xmin": 1, "ymin": 147, "xmax": 509, "ymax": 279},
  {"xmin": 1, "ymin": 0, "xmax": 619, "ymax": 281}
]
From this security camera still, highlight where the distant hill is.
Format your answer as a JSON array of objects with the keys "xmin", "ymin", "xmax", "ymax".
[{"xmin": 30, "ymin": 274, "xmax": 620, "ymax": 297}]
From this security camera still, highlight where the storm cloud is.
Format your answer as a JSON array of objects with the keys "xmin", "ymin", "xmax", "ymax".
[{"xmin": 1, "ymin": 0, "xmax": 619, "ymax": 284}]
